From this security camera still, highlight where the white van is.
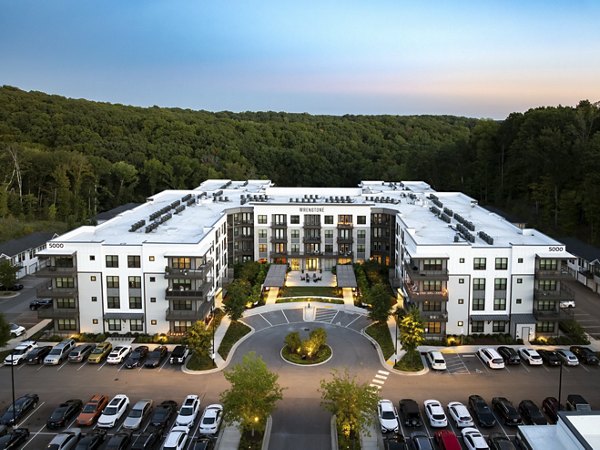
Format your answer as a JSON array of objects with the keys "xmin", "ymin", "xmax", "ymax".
[
  {"xmin": 427, "ymin": 351, "xmax": 447, "ymax": 370},
  {"xmin": 477, "ymin": 347, "xmax": 505, "ymax": 369},
  {"xmin": 44, "ymin": 338, "xmax": 76, "ymax": 365}
]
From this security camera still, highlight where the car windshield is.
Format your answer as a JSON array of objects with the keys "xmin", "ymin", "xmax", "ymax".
[
  {"xmin": 91, "ymin": 347, "xmax": 104, "ymax": 354},
  {"xmin": 203, "ymin": 417, "xmax": 216, "ymax": 424},
  {"xmin": 104, "ymin": 406, "xmax": 118, "ymax": 415},
  {"xmin": 180, "ymin": 407, "xmax": 194, "ymax": 416},
  {"xmin": 381, "ymin": 411, "xmax": 395, "ymax": 419},
  {"xmin": 49, "ymin": 349, "xmax": 62, "ymax": 355},
  {"xmin": 51, "ymin": 408, "xmax": 67, "ymax": 419},
  {"xmin": 433, "ymin": 413, "xmax": 445, "ymax": 420},
  {"xmin": 12, "ymin": 348, "xmax": 27, "ymax": 355},
  {"xmin": 149, "ymin": 351, "xmax": 161, "ymax": 357},
  {"xmin": 82, "ymin": 404, "xmax": 97, "ymax": 413},
  {"xmin": 130, "ymin": 409, "xmax": 143, "ymax": 418}
]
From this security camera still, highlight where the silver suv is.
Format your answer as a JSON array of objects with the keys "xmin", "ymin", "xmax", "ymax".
[{"xmin": 44, "ymin": 339, "xmax": 76, "ymax": 365}]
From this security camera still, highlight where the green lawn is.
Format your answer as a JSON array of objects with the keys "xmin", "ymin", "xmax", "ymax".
[
  {"xmin": 280, "ymin": 286, "xmax": 341, "ymax": 297},
  {"xmin": 218, "ymin": 321, "xmax": 251, "ymax": 360},
  {"xmin": 395, "ymin": 349, "xmax": 424, "ymax": 372},
  {"xmin": 186, "ymin": 353, "xmax": 217, "ymax": 371},
  {"xmin": 365, "ymin": 322, "xmax": 395, "ymax": 360}
]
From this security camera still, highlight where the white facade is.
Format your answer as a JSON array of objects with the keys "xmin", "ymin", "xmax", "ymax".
[{"xmin": 34, "ymin": 179, "xmax": 572, "ymax": 338}]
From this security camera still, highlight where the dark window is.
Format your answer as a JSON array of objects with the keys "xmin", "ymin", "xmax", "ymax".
[
  {"xmin": 495, "ymin": 258, "xmax": 508, "ymax": 270},
  {"xmin": 106, "ymin": 276, "xmax": 119, "ymax": 288},
  {"xmin": 130, "ymin": 320, "xmax": 143, "ymax": 332},
  {"xmin": 106, "ymin": 255, "xmax": 119, "ymax": 268},
  {"xmin": 357, "ymin": 215, "xmax": 367, "ymax": 225},
  {"xmin": 107, "ymin": 319, "xmax": 121, "ymax": 331},
  {"xmin": 471, "ymin": 321, "xmax": 484, "ymax": 333},
  {"xmin": 472, "ymin": 298, "xmax": 485, "ymax": 310},
  {"xmin": 57, "ymin": 319, "xmax": 77, "ymax": 331},
  {"xmin": 107, "ymin": 297, "xmax": 120, "ymax": 309},
  {"xmin": 494, "ymin": 278, "xmax": 507, "ymax": 290},
  {"xmin": 473, "ymin": 278, "xmax": 485, "ymax": 290},
  {"xmin": 473, "ymin": 258, "xmax": 486, "ymax": 270},
  {"xmin": 129, "ymin": 297, "xmax": 142, "ymax": 309},
  {"xmin": 128, "ymin": 276, "xmax": 141, "ymax": 289},
  {"xmin": 493, "ymin": 298, "xmax": 506, "ymax": 310},
  {"xmin": 127, "ymin": 255, "xmax": 141, "ymax": 268},
  {"xmin": 324, "ymin": 215, "xmax": 333, "ymax": 224},
  {"xmin": 493, "ymin": 321, "xmax": 507, "ymax": 333},
  {"xmin": 290, "ymin": 215, "xmax": 300, "ymax": 224}
]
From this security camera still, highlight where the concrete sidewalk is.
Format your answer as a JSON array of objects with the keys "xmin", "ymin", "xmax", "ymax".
[{"xmin": 1, "ymin": 319, "xmax": 52, "ymax": 351}]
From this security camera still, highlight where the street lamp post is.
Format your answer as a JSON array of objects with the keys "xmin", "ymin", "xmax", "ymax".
[
  {"xmin": 394, "ymin": 310, "xmax": 400, "ymax": 362},
  {"xmin": 10, "ymin": 350, "xmax": 16, "ymax": 425},
  {"xmin": 211, "ymin": 302, "xmax": 216, "ymax": 367},
  {"xmin": 558, "ymin": 362, "xmax": 563, "ymax": 406}
]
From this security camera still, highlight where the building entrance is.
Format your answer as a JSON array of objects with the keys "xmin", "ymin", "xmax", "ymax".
[
  {"xmin": 306, "ymin": 258, "xmax": 319, "ymax": 271},
  {"xmin": 290, "ymin": 258, "xmax": 301, "ymax": 271}
]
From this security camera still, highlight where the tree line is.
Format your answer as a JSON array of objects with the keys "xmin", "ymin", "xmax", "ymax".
[{"xmin": 1, "ymin": 86, "xmax": 599, "ymax": 243}]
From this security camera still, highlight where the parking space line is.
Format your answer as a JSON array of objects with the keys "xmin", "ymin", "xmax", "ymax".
[
  {"xmin": 98, "ymin": 361, "xmax": 108, "ymax": 371},
  {"xmin": 345, "ymin": 315, "xmax": 362, "ymax": 328},
  {"xmin": 260, "ymin": 314, "xmax": 273, "ymax": 326},
  {"xmin": 158, "ymin": 357, "xmax": 170, "ymax": 372},
  {"xmin": 77, "ymin": 362, "xmax": 88, "ymax": 371},
  {"xmin": 521, "ymin": 363, "xmax": 530, "ymax": 373},
  {"xmin": 580, "ymin": 364, "xmax": 590, "ymax": 373},
  {"xmin": 22, "ymin": 423, "xmax": 46, "ymax": 449},
  {"xmin": 18, "ymin": 401, "xmax": 45, "ymax": 428},
  {"xmin": 281, "ymin": 310, "xmax": 290, "ymax": 324}
]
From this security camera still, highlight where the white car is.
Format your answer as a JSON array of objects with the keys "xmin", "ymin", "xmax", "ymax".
[
  {"xmin": 447, "ymin": 401, "xmax": 474, "ymax": 428},
  {"xmin": 199, "ymin": 404, "xmax": 224, "ymax": 435},
  {"xmin": 175, "ymin": 394, "xmax": 201, "ymax": 428},
  {"xmin": 556, "ymin": 349, "xmax": 579, "ymax": 366},
  {"xmin": 377, "ymin": 399, "xmax": 399, "ymax": 434},
  {"xmin": 427, "ymin": 351, "xmax": 447, "ymax": 371},
  {"xmin": 519, "ymin": 348, "xmax": 543, "ymax": 366},
  {"xmin": 97, "ymin": 394, "xmax": 129, "ymax": 428},
  {"xmin": 478, "ymin": 348, "xmax": 505, "ymax": 369},
  {"xmin": 162, "ymin": 425, "xmax": 189, "ymax": 450},
  {"xmin": 9, "ymin": 323, "xmax": 26, "ymax": 338},
  {"xmin": 106, "ymin": 345, "xmax": 132, "ymax": 364},
  {"xmin": 462, "ymin": 427, "xmax": 490, "ymax": 450},
  {"xmin": 4, "ymin": 341, "xmax": 37, "ymax": 365},
  {"xmin": 424, "ymin": 399, "xmax": 447, "ymax": 427}
]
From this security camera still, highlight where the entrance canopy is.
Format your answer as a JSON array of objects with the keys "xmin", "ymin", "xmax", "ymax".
[
  {"xmin": 263, "ymin": 264, "xmax": 288, "ymax": 288},
  {"xmin": 336, "ymin": 265, "xmax": 357, "ymax": 288}
]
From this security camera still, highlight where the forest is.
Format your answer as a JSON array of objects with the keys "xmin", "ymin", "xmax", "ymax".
[{"xmin": 1, "ymin": 86, "xmax": 599, "ymax": 244}]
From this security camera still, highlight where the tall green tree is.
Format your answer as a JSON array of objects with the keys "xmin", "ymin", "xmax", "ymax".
[
  {"xmin": 223, "ymin": 279, "xmax": 251, "ymax": 321},
  {"xmin": 0, "ymin": 313, "xmax": 10, "ymax": 346},
  {"xmin": 319, "ymin": 369, "xmax": 380, "ymax": 444},
  {"xmin": 398, "ymin": 307, "xmax": 425, "ymax": 352},
  {"xmin": 220, "ymin": 352, "xmax": 284, "ymax": 435},
  {"xmin": 366, "ymin": 283, "xmax": 393, "ymax": 323},
  {"xmin": 0, "ymin": 260, "xmax": 18, "ymax": 289},
  {"xmin": 186, "ymin": 320, "xmax": 213, "ymax": 358}
]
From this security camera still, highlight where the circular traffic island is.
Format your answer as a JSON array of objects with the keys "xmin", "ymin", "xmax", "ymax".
[
  {"xmin": 281, "ymin": 344, "xmax": 332, "ymax": 366},
  {"xmin": 281, "ymin": 327, "xmax": 333, "ymax": 366}
]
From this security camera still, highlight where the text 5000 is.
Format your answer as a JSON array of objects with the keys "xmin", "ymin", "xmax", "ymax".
[
  {"xmin": 48, "ymin": 243, "xmax": 64, "ymax": 248},
  {"xmin": 548, "ymin": 246, "xmax": 564, "ymax": 252}
]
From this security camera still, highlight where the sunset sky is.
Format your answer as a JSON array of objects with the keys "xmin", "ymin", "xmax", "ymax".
[{"xmin": 1, "ymin": 0, "xmax": 599, "ymax": 118}]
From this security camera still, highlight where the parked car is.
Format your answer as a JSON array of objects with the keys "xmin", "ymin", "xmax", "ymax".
[
  {"xmin": 176, "ymin": 395, "xmax": 201, "ymax": 428},
  {"xmin": 0, "ymin": 427, "xmax": 30, "ymax": 449},
  {"xmin": 461, "ymin": 427, "xmax": 489, "ymax": 450},
  {"xmin": 198, "ymin": 404, "xmax": 223, "ymax": 435},
  {"xmin": 122, "ymin": 399, "xmax": 153, "ymax": 430},
  {"xmin": 144, "ymin": 345, "xmax": 168, "ymax": 368},
  {"xmin": 170, "ymin": 345, "xmax": 191, "ymax": 364},
  {"xmin": 559, "ymin": 300, "xmax": 575, "ymax": 309},
  {"xmin": 104, "ymin": 431, "xmax": 131, "ymax": 450},
  {"xmin": 434, "ymin": 430, "xmax": 462, "ymax": 450},
  {"xmin": 191, "ymin": 437, "xmax": 214, "ymax": 450},
  {"xmin": 162, "ymin": 426, "xmax": 189, "ymax": 450},
  {"xmin": 424, "ymin": 399, "xmax": 447, "ymax": 427},
  {"xmin": 0, "ymin": 394, "xmax": 39, "ymax": 426},
  {"xmin": 427, "ymin": 351, "xmax": 447, "ymax": 370},
  {"xmin": 87, "ymin": 342, "xmax": 112, "ymax": 364},
  {"xmin": 130, "ymin": 428, "xmax": 162, "ymax": 450},
  {"xmin": 0, "ymin": 284, "xmax": 23, "ymax": 291},
  {"xmin": 538, "ymin": 350, "xmax": 562, "ymax": 366},
  {"xmin": 570, "ymin": 346, "xmax": 600, "ymax": 365},
  {"xmin": 488, "ymin": 432, "xmax": 516, "ymax": 450},
  {"xmin": 9, "ymin": 323, "xmax": 25, "ymax": 338},
  {"xmin": 447, "ymin": 401, "xmax": 474, "ymax": 428},
  {"xmin": 149, "ymin": 400, "xmax": 178, "ymax": 428},
  {"xmin": 468, "ymin": 395, "xmax": 496, "ymax": 428},
  {"xmin": 497, "ymin": 346, "xmax": 520, "ymax": 365},
  {"xmin": 29, "ymin": 298, "xmax": 53, "ymax": 310},
  {"xmin": 107, "ymin": 346, "xmax": 132, "ymax": 365},
  {"xmin": 76, "ymin": 395, "xmax": 109, "ymax": 426},
  {"xmin": 556, "ymin": 349, "xmax": 579, "ymax": 366},
  {"xmin": 410, "ymin": 431, "xmax": 433, "ymax": 450},
  {"xmin": 492, "ymin": 397, "xmax": 522, "ymax": 426},
  {"xmin": 566, "ymin": 394, "xmax": 591, "ymax": 412},
  {"xmin": 68, "ymin": 344, "xmax": 96, "ymax": 363},
  {"xmin": 25, "ymin": 345, "xmax": 52, "ymax": 364},
  {"xmin": 4, "ymin": 341, "xmax": 37, "ymax": 365},
  {"xmin": 542, "ymin": 397, "xmax": 561, "ymax": 424},
  {"xmin": 518, "ymin": 348, "xmax": 543, "ymax": 366},
  {"xmin": 477, "ymin": 348, "xmax": 505, "ymax": 369},
  {"xmin": 47, "ymin": 428, "xmax": 82, "ymax": 450},
  {"xmin": 377, "ymin": 399, "xmax": 399, "ymax": 434},
  {"xmin": 44, "ymin": 339, "xmax": 76, "ymax": 365},
  {"xmin": 124, "ymin": 346, "xmax": 149, "ymax": 369},
  {"xmin": 518, "ymin": 400, "xmax": 547, "ymax": 425},
  {"xmin": 97, "ymin": 395, "xmax": 129, "ymax": 428},
  {"xmin": 47, "ymin": 399, "xmax": 83, "ymax": 429},
  {"xmin": 74, "ymin": 429, "xmax": 106, "ymax": 450},
  {"xmin": 399, "ymin": 399, "xmax": 422, "ymax": 427}
]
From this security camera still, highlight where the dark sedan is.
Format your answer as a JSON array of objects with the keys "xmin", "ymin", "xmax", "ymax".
[
  {"xmin": 105, "ymin": 431, "xmax": 131, "ymax": 450},
  {"xmin": 75, "ymin": 429, "xmax": 106, "ymax": 450},
  {"xmin": 538, "ymin": 350, "xmax": 562, "ymax": 366},
  {"xmin": 570, "ymin": 346, "xmax": 600, "ymax": 365},
  {"xmin": 492, "ymin": 397, "xmax": 522, "ymax": 426},
  {"xmin": 25, "ymin": 346, "xmax": 52, "ymax": 364},
  {"xmin": 542, "ymin": 397, "xmax": 561, "ymax": 424},
  {"xmin": 488, "ymin": 432, "xmax": 516, "ymax": 450},
  {"xmin": 468, "ymin": 395, "xmax": 496, "ymax": 428},
  {"xmin": 131, "ymin": 428, "xmax": 163, "ymax": 449},
  {"xmin": 144, "ymin": 346, "xmax": 168, "ymax": 368},
  {"xmin": 29, "ymin": 298, "xmax": 53, "ymax": 310},
  {"xmin": 47, "ymin": 399, "xmax": 83, "ymax": 429},
  {"xmin": 0, "ymin": 394, "xmax": 39, "ymax": 426},
  {"xmin": 0, "ymin": 427, "xmax": 30, "ymax": 449},
  {"xmin": 149, "ymin": 400, "xmax": 177, "ymax": 428},
  {"xmin": 497, "ymin": 346, "xmax": 520, "ymax": 365},
  {"xmin": 518, "ymin": 400, "xmax": 547, "ymax": 425},
  {"xmin": 124, "ymin": 346, "xmax": 149, "ymax": 369}
]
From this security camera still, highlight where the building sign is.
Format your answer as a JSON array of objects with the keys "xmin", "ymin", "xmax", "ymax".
[
  {"xmin": 548, "ymin": 246, "xmax": 564, "ymax": 252},
  {"xmin": 299, "ymin": 207, "xmax": 324, "ymax": 212}
]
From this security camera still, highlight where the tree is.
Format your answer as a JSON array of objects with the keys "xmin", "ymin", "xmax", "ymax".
[
  {"xmin": 366, "ymin": 283, "xmax": 393, "ymax": 323},
  {"xmin": 0, "ymin": 259, "xmax": 18, "ymax": 289},
  {"xmin": 398, "ymin": 307, "xmax": 425, "ymax": 352},
  {"xmin": 319, "ymin": 369, "xmax": 380, "ymax": 444},
  {"xmin": 284, "ymin": 331, "xmax": 301, "ymax": 353},
  {"xmin": 220, "ymin": 352, "xmax": 284, "ymax": 435},
  {"xmin": 0, "ymin": 313, "xmax": 10, "ymax": 347},
  {"xmin": 223, "ymin": 279, "xmax": 251, "ymax": 321},
  {"xmin": 186, "ymin": 320, "xmax": 213, "ymax": 359}
]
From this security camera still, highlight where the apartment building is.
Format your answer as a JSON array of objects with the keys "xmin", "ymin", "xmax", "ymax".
[{"xmin": 35, "ymin": 179, "xmax": 573, "ymax": 339}]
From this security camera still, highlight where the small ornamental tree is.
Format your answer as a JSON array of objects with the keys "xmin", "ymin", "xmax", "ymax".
[
  {"xmin": 0, "ymin": 313, "xmax": 11, "ymax": 347},
  {"xmin": 223, "ymin": 279, "xmax": 251, "ymax": 321},
  {"xmin": 399, "ymin": 306, "xmax": 425, "ymax": 358},
  {"xmin": 186, "ymin": 320, "xmax": 213, "ymax": 358},
  {"xmin": 284, "ymin": 331, "xmax": 302, "ymax": 353},
  {"xmin": 367, "ymin": 283, "xmax": 393, "ymax": 323},
  {"xmin": 0, "ymin": 259, "xmax": 18, "ymax": 290}
]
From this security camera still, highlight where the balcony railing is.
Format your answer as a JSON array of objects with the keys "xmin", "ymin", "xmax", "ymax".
[
  {"xmin": 533, "ymin": 309, "xmax": 561, "ymax": 320},
  {"xmin": 303, "ymin": 237, "xmax": 322, "ymax": 243},
  {"xmin": 36, "ymin": 286, "xmax": 77, "ymax": 298},
  {"xmin": 404, "ymin": 262, "xmax": 449, "ymax": 281},
  {"xmin": 38, "ymin": 307, "xmax": 79, "ymax": 319},
  {"xmin": 420, "ymin": 311, "xmax": 448, "ymax": 321},
  {"xmin": 165, "ymin": 288, "xmax": 207, "ymax": 300},
  {"xmin": 535, "ymin": 268, "xmax": 571, "ymax": 280},
  {"xmin": 405, "ymin": 283, "xmax": 449, "ymax": 302},
  {"xmin": 36, "ymin": 265, "xmax": 77, "ymax": 277},
  {"xmin": 165, "ymin": 265, "xmax": 211, "ymax": 279},
  {"xmin": 336, "ymin": 237, "xmax": 354, "ymax": 244},
  {"xmin": 165, "ymin": 308, "xmax": 204, "ymax": 321},
  {"xmin": 534, "ymin": 285, "xmax": 574, "ymax": 301},
  {"xmin": 270, "ymin": 236, "xmax": 287, "ymax": 243}
]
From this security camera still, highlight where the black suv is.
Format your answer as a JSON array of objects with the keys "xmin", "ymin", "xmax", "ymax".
[
  {"xmin": 398, "ymin": 399, "xmax": 422, "ymax": 427},
  {"xmin": 570, "ymin": 346, "xmax": 600, "ymax": 365},
  {"xmin": 468, "ymin": 395, "xmax": 496, "ymax": 428},
  {"xmin": 538, "ymin": 350, "xmax": 562, "ymax": 366},
  {"xmin": 518, "ymin": 400, "xmax": 547, "ymax": 425},
  {"xmin": 497, "ymin": 346, "xmax": 520, "ymax": 365},
  {"xmin": 542, "ymin": 397, "xmax": 561, "ymax": 424},
  {"xmin": 169, "ymin": 345, "xmax": 190, "ymax": 365},
  {"xmin": 492, "ymin": 397, "xmax": 522, "ymax": 426},
  {"xmin": 29, "ymin": 299, "xmax": 53, "ymax": 310}
]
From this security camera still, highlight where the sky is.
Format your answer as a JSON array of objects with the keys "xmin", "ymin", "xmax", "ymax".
[{"xmin": 1, "ymin": 0, "xmax": 599, "ymax": 119}]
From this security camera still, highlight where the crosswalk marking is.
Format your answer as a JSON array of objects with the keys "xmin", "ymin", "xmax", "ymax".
[
  {"xmin": 369, "ymin": 384, "xmax": 382, "ymax": 389},
  {"xmin": 378, "ymin": 370, "xmax": 389, "ymax": 375},
  {"xmin": 374, "ymin": 374, "xmax": 387, "ymax": 380}
]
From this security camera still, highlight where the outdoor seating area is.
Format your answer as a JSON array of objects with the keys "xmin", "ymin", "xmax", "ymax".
[{"xmin": 285, "ymin": 270, "xmax": 336, "ymax": 287}]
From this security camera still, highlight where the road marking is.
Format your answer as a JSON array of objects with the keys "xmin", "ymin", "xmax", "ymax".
[
  {"xmin": 374, "ymin": 374, "xmax": 387, "ymax": 380},
  {"xmin": 521, "ymin": 363, "xmax": 530, "ymax": 373},
  {"xmin": 281, "ymin": 310, "xmax": 290, "ymax": 324},
  {"xmin": 378, "ymin": 370, "xmax": 390, "ymax": 375},
  {"xmin": 371, "ymin": 378, "xmax": 385, "ymax": 385},
  {"xmin": 22, "ymin": 423, "xmax": 46, "ymax": 449},
  {"xmin": 369, "ymin": 383, "xmax": 382, "ymax": 389},
  {"xmin": 345, "ymin": 315, "xmax": 362, "ymax": 328},
  {"xmin": 158, "ymin": 357, "xmax": 169, "ymax": 371},
  {"xmin": 260, "ymin": 314, "xmax": 273, "ymax": 326},
  {"xmin": 330, "ymin": 311, "xmax": 340, "ymax": 323},
  {"xmin": 77, "ymin": 362, "xmax": 88, "ymax": 371},
  {"xmin": 57, "ymin": 361, "xmax": 68, "ymax": 372},
  {"xmin": 98, "ymin": 361, "xmax": 108, "ymax": 371},
  {"xmin": 580, "ymin": 364, "xmax": 590, "ymax": 373}
]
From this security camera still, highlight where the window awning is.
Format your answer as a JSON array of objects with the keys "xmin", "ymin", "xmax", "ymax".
[
  {"xmin": 511, "ymin": 314, "xmax": 536, "ymax": 324},
  {"xmin": 470, "ymin": 314, "xmax": 510, "ymax": 322},
  {"xmin": 104, "ymin": 312, "xmax": 144, "ymax": 320}
]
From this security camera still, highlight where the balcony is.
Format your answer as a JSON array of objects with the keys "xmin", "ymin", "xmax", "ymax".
[
  {"xmin": 270, "ymin": 236, "xmax": 287, "ymax": 243},
  {"xmin": 337, "ymin": 223, "xmax": 353, "ymax": 229},
  {"xmin": 404, "ymin": 262, "xmax": 449, "ymax": 281},
  {"xmin": 404, "ymin": 282, "xmax": 448, "ymax": 302},
  {"xmin": 165, "ymin": 308, "xmax": 204, "ymax": 321},
  {"xmin": 336, "ymin": 237, "xmax": 354, "ymax": 244},
  {"xmin": 421, "ymin": 311, "xmax": 448, "ymax": 321},
  {"xmin": 165, "ymin": 288, "xmax": 207, "ymax": 300},
  {"xmin": 533, "ymin": 309, "xmax": 561, "ymax": 320},
  {"xmin": 303, "ymin": 236, "xmax": 322, "ymax": 244},
  {"xmin": 36, "ymin": 265, "xmax": 77, "ymax": 277},
  {"xmin": 36, "ymin": 285, "xmax": 77, "ymax": 298},
  {"xmin": 535, "ymin": 268, "xmax": 572, "ymax": 280},
  {"xmin": 38, "ymin": 307, "xmax": 79, "ymax": 319},
  {"xmin": 534, "ymin": 285, "xmax": 574, "ymax": 301},
  {"xmin": 165, "ymin": 265, "xmax": 211, "ymax": 279}
]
